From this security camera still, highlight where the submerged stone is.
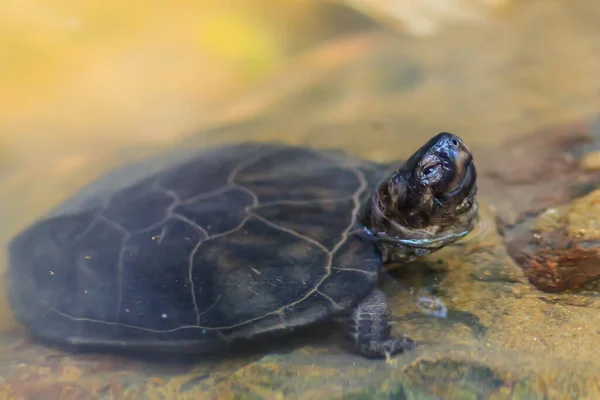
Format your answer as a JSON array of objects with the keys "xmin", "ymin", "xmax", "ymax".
[
  {"xmin": 478, "ymin": 117, "xmax": 600, "ymax": 228},
  {"xmin": 503, "ymin": 189, "xmax": 600, "ymax": 292}
]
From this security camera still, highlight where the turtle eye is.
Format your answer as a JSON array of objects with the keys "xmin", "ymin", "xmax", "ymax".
[
  {"xmin": 418, "ymin": 160, "xmax": 442, "ymax": 183},
  {"xmin": 422, "ymin": 165, "xmax": 438, "ymax": 176}
]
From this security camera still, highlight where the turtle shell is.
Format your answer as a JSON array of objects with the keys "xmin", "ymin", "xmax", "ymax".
[{"xmin": 7, "ymin": 143, "xmax": 389, "ymax": 353}]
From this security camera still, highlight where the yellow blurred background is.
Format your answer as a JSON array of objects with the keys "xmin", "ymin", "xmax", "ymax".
[
  {"xmin": 0, "ymin": 0, "xmax": 508, "ymax": 167},
  {"xmin": 0, "ymin": 0, "xmax": 331, "ymax": 161}
]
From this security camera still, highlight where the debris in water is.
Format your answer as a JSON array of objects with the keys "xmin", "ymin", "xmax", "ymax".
[{"xmin": 416, "ymin": 296, "xmax": 448, "ymax": 318}]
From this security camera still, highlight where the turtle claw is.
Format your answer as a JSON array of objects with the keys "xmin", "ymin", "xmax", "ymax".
[
  {"xmin": 346, "ymin": 289, "xmax": 417, "ymax": 360},
  {"xmin": 378, "ymin": 337, "xmax": 416, "ymax": 359},
  {"xmin": 385, "ymin": 351, "xmax": 398, "ymax": 366}
]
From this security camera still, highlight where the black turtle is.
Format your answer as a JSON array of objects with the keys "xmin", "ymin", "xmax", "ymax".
[{"xmin": 6, "ymin": 132, "xmax": 478, "ymax": 359}]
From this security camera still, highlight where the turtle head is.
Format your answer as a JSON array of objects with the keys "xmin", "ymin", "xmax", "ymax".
[{"xmin": 361, "ymin": 132, "xmax": 478, "ymax": 261}]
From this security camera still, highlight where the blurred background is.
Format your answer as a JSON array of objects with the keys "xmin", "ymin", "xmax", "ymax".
[{"xmin": 0, "ymin": 0, "xmax": 509, "ymax": 164}]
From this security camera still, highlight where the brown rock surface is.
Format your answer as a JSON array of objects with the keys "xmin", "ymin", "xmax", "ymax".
[
  {"xmin": 503, "ymin": 189, "xmax": 600, "ymax": 292},
  {"xmin": 478, "ymin": 118, "xmax": 600, "ymax": 227}
]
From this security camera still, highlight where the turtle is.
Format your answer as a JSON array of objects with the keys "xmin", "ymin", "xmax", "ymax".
[{"xmin": 6, "ymin": 131, "xmax": 478, "ymax": 360}]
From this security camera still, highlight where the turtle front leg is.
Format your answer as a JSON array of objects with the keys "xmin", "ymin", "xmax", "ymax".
[{"xmin": 345, "ymin": 289, "xmax": 415, "ymax": 361}]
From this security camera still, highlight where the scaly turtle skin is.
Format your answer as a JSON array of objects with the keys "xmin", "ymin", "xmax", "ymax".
[{"xmin": 6, "ymin": 132, "xmax": 477, "ymax": 359}]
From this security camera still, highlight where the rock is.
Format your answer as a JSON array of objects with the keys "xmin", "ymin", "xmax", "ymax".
[
  {"xmin": 580, "ymin": 151, "xmax": 600, "ymax": 172},
  {"xmin": 477, "ymin": 117, "xmax": 600, "ymax": 228},
  {"xmin": 502, "ymin": 188, "xmax": 600, "ymax": 292}
]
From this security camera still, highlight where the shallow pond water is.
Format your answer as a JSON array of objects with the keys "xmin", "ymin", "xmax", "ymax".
[{"xmin": 2, "ymin": 0, "xmax": 600, "ymax": 398}]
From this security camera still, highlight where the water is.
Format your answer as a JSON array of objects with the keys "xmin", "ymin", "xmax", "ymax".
[{"xmin": 2, "ymin": 0, "xmax": 600, "ymax": 398}]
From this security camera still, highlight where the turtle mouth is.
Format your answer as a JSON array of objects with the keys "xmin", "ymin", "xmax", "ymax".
[
  {"xmin": 439, "ymin": 158, "xmax": 476, "ymax": 213},
  {"xmin": 447, "ymin": 157, "xmax": 474, "ymax": 196},
  {"xmin": 454, "ymin": 178, "xmax": 476, "ymax": 214},
  {"xmin": 455, "ymin": 194, "xmax": 474, "ymax": 213}
]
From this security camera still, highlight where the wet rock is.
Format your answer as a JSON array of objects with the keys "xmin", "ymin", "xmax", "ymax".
[
  {"xmin": 580, "ymin": 151, "xmax": 600, "ymax": 172},
  {"xmin": 502, "ymin": 188, "xmax": 600, "ymax": 292},
  {"xmin": 477, "ymin": 117, "xmax": 600, "ymax": 228},
  {"xmin": 181, "ymin": 345, "xmax": 597, "ymax": 399}
]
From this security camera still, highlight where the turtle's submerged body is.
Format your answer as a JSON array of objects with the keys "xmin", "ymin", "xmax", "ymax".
[{"xmin": 7, "ymin": 133, "xmax": 478, "ymax": 359}]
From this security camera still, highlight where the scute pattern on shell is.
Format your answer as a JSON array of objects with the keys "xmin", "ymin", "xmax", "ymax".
[{"xmin": 7, "ymin": 143, "xmax": 384, "ymax": 352}]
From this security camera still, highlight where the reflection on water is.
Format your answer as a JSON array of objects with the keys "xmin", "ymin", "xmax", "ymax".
[{"xmin": 3, "ymin": 0, "xmax": 600, "ymax": 398}]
